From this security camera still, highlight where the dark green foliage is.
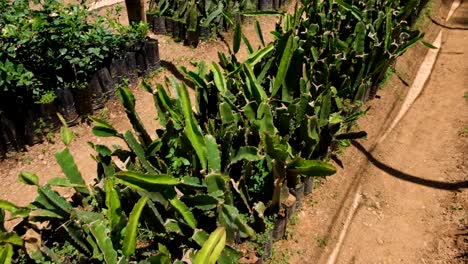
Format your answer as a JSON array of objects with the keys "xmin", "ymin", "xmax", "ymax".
[
  {"xmin": 0, "ymin": 0, "xmax": 146, "ymax": 103},
  {"xmin": 148, "ymin": 0, "xmax": 277, "ymax": 42}
]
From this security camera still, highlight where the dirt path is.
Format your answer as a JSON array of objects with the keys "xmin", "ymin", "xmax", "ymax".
[
  {"xmin": 277, "ymin": 1, "xmax": 467, "ymax": 263},
  {"xmin": 335, "ymin": 27, "xmax": 467, "ymax": 262}
]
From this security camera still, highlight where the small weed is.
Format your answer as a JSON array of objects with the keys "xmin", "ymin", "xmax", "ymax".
[
  {"xmin": 268, "ymin": 240, "xmax": 292, "ymax": 264},
  {"xmin": 449, "ymin": 205, "xmax": 464, "ymax": 211},
  {"xmin": 35, "ymin": 91, "xmax": 57, "ymax": 105},
  {"xmin": 368, "ymin": 201, "xmax": 379, "ymax": 210},
  {"xmin": 334, "ymin": 139, "xmax": 351, "ymax": 154},
  {"xmin": 275, "ymin": 248, "xmax": 290, "ymax": 264},
  {"xmin": 46, "ymin": 131, "xmax": 55, "ymax": 142},
  {"xmin": 331, "ymin": 191, "xmax": 340, "ymax": 199},
  {"xmin": 379, "ymin": 67, "xmax": 394, "ymax": 88},
  {"xmin": 34, "ymin": 118, "xmax": 55, "ymax": 144},
  {"xmin": 375, "ymin": 191, "xmax": 383, "ymax": 199},
  {"xmin": 286, "ymin": 216, "xmax": 300, "ymax": 239},
  {"xmin": 313, "ymin": 177, "xmax": 325, "ymax": 188},
  {"xmin": 458, "ymin": 127, "xmax": 468, "ymax": 137},
  {"xmin": 20, "ymin": 156, "xmax": 33, "ymax": 165},
  {"xmin": 254, "ymin": 238, "xmax": 267, "ymax": 257},
  {"xmin": 458, "ymin": 217, "xmax": 466, "ymax": 225},
  {"xmin": 137, "ymin": 223, "xmax": 155, "ymax": 242},
  {"xmin": 412, "ymin": 0, "xmax": 433, "ymax": 30},
  {"xmin": 96, "ymin": 107, "xmax": 110, "ymax": 121},
  {"xmin": 315, "ymin": 235, "xmax": 328, "ymax": 248},
  {"xmin": 289, "ymin": 215, "xmax": 299, "ymax": 226},
  {"xmin": 308, "ymin": 199, "xmax": 318, "ymax": 207},
  {"xmin": 48, "ymin": 241, "xmax": 80, "ymax": 262}
]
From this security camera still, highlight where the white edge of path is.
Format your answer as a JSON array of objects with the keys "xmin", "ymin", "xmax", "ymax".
[
  {"xmin": 88, "ymin": 0, "xmax": 125, "ymax": 11},
  {"xmin": 377, "ymin": 0, "xmax": 462, "ymax": 144}
]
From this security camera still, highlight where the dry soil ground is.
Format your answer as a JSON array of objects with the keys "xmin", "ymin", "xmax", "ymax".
[
  {"xmin": 0, "ymin": 1, "xmax": 466, "ymax": 263},
  {"xmin": 273, "ymin": 1, "xmax": 468, "ymax": 263}
]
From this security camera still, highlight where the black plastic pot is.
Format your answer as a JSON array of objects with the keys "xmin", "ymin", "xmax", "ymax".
[
  {"xmin": 199, "ymin": 26, "xmax": 210, "ymax": 40},
  {"xmin": 71, "ymin": 88, "xmax": 93, "ymax": 117},
  {"xmin": 97, "ymin": 67, "xmax": 116, "ymax": 99},
  {"xmin": 262, "ymin": 231, "xmax": 273, "ymax": 259},
  {"xmin": 284, "ymin": 193, "xmax": 296, "ymax": 220},
  {"xmin": 292, "ymin": 183, "xmax": 305, "ymax": 210},
  {"xmin": 304, "ymin": 176, "xmax": 313, "ymax": 195},
  {"xmin": 40, "ymin": 102, "xmax": 61, "ymax": 132},
  {"xmin": 22, "ymin": 108, "xmax": 41, "ymax": 146},
  {"xmin": 146, "ymin": 13, "xmax": 155, "ymax": 31},
  {"xmin": 186, "ymin": 30, "xmax": 199, "ymax": 47},
  {"xmin": 172, "ymin": 20, "xmax": 180, "ymax": 40},
  {"xmin": 272, "ymin": 193, "xmax": 296, "ymax": 240},
  {"xmin": 259, "ymin": 0, "xmax": 273, "ymax": 10},
  {"xmin": 272, "ymin": 216, "xmax": 287, "ymax": 241},
  {"xmin": 165, "ymin": 17, "xmax": 174, "ymax": 34},
  {"xmin": 367, "ymin": 83, "xmax": 379, "ymax": 101},
  {"xmin": 153, "ymin": 16, "xmax": 166, "ymax": 34},
  {"xmin": 143, "ymin": 39, "xmax": 160, "ymax": 72},
  {"xmin": 178, "ymin": 22, "xmax": 187, "ymax": 42},
  {"xmin": 272, "ymin": 0, "xmax": 280, "ymax": 9},
  {"xmin": 234, "ymin": 14, "xmax": 242, "ymax": 25},
  {"xmin": 0, "ymin": 130, "xmax": 10, "ymax": 157},
  {"xmin": 56, "ymin": 87, "xmax": 80, "ymax": 125},
  {"xmin": 0, "ymin": 111, "xmax": 18, "ymax": 153},
  {"xmin": 125, "ymin": 52, "xmax": 138, "ymax": 84},
  {"xmin": 109, "ymin": 58, "xmax": 127, "ymax": 85},
  {"xmin": 220, "ymin": 19, "xmax": 230, "ymax": 32},
  {"xmin": 136, "ymin": 49, "xmax": 149, "ymax": 76},
  {"xmin": 88, "ymin": 74, "xmax": 106, "ymax": 111},
  {"xmin": 0, "ymin": 132, "xmax": 5, "ymax": 159},
  {"xmin": 8, "ymin": 101, "xmax": 26, "ymax": 150}
]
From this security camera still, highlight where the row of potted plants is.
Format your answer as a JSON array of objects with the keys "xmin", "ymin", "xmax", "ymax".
[
  {"xmin": 146, "ymin": 0, "xmax": 290, "ymax": 46},
  {"xmin": 0, "ymin": 0, "xmax": 161, "ymax": 158},
  {"xmin": 0, "ymin": 39, "xmax": 161, "ymax": 158}
]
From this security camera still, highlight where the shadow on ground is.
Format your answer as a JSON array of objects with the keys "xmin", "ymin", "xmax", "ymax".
[{"xmin": 351, "ymin": 140, "xmax": 468, "ymax": 191}]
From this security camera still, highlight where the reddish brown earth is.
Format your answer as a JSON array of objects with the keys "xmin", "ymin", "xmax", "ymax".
[
  {"xmin": 1, "ymin": 1, "xmax": 466, "ymax": 263},
  {"xmin": 273, "ymin": 1, "xmax": 468, "ymax": 263}
]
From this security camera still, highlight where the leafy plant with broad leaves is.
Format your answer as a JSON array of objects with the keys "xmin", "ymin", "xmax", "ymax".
[
  {"xmin": 0, "ymin": 113, "xmax": 233, "ymax": 263},
  {"xmin": 0, "ymin": 0, "xmax": 146, "ymax": 104}
]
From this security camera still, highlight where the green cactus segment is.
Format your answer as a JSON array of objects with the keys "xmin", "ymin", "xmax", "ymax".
[
  {"xmin": 89, "ymin": 221, "xmax": 118, "ymax": 264},
  {"xmin": 287, "ymin": 158, "xmax": 337, "ymax": 176},
  {"xmin": 55, "ymin": 148, "xmax": 89, "ymax": 195},
  {"xmin": 115, "ymin": 171, "xmax": 180, "ymax": 190},
  {"xmin": 193, "ymin": 227, "xmax": 226, "ymax": 264},
  {"xmin": 122, "ymin": 196, "xmax": 148, "ymax": 257}
]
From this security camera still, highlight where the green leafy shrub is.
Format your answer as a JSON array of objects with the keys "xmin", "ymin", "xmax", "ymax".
[
  {"xmin": 148, "ymin": 0, "xmax": 275, "ymax": 40},
  {"xmin": 0, "ymin": 0, "xmax": 146, "ymax": 103}
]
